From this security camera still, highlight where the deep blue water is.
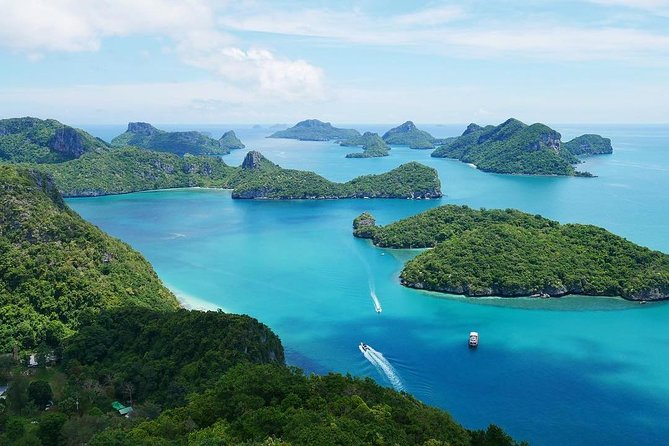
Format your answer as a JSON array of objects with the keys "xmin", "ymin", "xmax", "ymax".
[{"xmin": 70, "ymin": 124, "xmax": 669, "ymax": 446}]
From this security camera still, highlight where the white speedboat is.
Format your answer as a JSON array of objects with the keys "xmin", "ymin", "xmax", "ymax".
[{"xmin": 359, "ymin": 342, "xmax": 370, "ymax": 353}]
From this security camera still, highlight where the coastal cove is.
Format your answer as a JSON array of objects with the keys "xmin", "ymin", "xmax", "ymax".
[{"xmin": 69, "ymin": 124, "xmax": 669, "ymax": 446}]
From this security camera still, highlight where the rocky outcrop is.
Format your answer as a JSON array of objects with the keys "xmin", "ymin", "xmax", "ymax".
[
  {"xmin": 127, "ymin": 122, "xmax": 158, "ymax": 136},
  {"xmin": 241, "ymin": 150, "xmax": 267, "ymax": 170}
]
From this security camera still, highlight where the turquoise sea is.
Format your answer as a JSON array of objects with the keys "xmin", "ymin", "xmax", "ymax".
[{"xmin": 71, "ymin": 124, "xmax": 669, "ymax": 446}]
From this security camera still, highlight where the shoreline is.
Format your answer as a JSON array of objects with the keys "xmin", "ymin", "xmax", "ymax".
[{"xmin": 166, "ymin": 283, "xmax": 229, "ymax": 312}]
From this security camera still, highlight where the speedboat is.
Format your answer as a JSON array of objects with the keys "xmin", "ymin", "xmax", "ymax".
[
  {"xmin": 359, "ymin": 342, "xmax": 370, "ymax": 353},
  {"xmin": 468, "ymin": 331, "xmax": 479, "ymax": 348}
]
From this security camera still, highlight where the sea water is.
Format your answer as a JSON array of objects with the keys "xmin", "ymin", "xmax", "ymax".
[{"xmin": 70, "ymin": 124, "xmax": 669, "ymax": 446}]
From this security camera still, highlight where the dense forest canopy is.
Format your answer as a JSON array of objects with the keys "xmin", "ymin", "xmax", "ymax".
[{"xmin": 354, "ymin": 205, "xmax": 669, "ymax": 300}]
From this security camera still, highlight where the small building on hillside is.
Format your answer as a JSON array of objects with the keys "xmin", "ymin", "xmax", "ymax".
[{"xmin": 112, "ymin": 401, "xmax": 134, "ymax": 417}]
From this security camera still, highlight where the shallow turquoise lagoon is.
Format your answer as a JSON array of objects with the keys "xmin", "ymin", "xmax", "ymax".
[{"xmin": 71, "ymin": 124, "xmax": 669, "ymax": 446}]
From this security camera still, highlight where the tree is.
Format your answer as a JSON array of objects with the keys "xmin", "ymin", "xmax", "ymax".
[
  {"xmin": 28, "ymin": 380, "xmax": 53, "ymax": 409},
  {"xmin": 6, "ymin": 376, "xmax": 30, "ymax": 414},
  {"xmin": 37, "ymin": 412, "xmax": 67, "ymax": 446},
  {"xmin": 122, "ymin": 382, "xmax": 135, "ymax": 406}
]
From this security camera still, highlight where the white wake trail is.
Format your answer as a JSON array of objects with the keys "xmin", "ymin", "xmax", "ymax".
[
  {"xmin": 361, "ymin": 345, "xmax": 404, "ymax": 391},
  {"xmin": 371, "ymin": 289, "xmax": 382, "ymax": 313}
]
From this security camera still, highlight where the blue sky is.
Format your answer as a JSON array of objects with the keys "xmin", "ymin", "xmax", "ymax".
[{"xmin": 0, "ymin": 0, "xmax": 667, "ymax": 124}]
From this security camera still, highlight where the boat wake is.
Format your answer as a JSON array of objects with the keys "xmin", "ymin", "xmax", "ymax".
[
  {"xmin": 371, "ymin": 289, "xmax": 382, "ymax": 313},
  {"xmin": 360, "ymin": 343, "xmax": 404, "ymax": 391}
]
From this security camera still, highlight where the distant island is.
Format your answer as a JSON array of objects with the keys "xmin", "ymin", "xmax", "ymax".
[
  {"xmin": 354, "ymin": 205, "xmax": 669, "ymax": 301},
  {"xmin": 431, "ymin": 118, "xmax": 613, "ymax": 176},
  {"xmin": 35, "ymin": 148, "xmax": 442, "ymax": 200},
  {"xmin": 0, "ymin": 117, "xmax": 108, "ymax": 163},
  {"xmin": 341, "ymin": 132, "xmax": 390, "ymax": 158},
  {"xmin": 382, "ymin": 121, "xmax": 441, "ymax": 149},
  {"xmin": 232, "ymin": 151, "xmax": 441, "ymax": 199},
  {"xmin": 111, "ymin": 122, "xmax": 243, "ymax": 156},
  {"xmin": 268, "ymin": 119, "xmax": 360, "ymax": 141}
]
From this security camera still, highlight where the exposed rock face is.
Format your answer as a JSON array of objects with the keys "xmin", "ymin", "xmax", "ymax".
[
  {"xmin": 47, "ymin": 127, "xmax": 90, "ymax": 158},
  {"xmin": 127, "ymin": 122, "xmax": 158, "ymax": 136},
  {"xmin": 241, "ymin": 150, "xmax": 266, "ymax": 169},
  {"xmin": 529, "ymin": 130, "xmax": 562, "ymax": 153},
  {"xmin": 352, "ymin": 212, "xmax": 377, "ymax": 238}
]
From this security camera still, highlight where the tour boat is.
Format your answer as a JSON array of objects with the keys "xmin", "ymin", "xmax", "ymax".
[{"xmin": 468, "ymin": 332, "xmax": 479, "ymax": 348}]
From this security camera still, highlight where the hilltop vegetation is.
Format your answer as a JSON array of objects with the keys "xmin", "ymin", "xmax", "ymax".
[
  {"xmin": 35, "ymin": 149, "xmax": 442, "ymax": 199},
  {"xmin": 219, "ymin": 130, "xmax": 245, "ymax": 151},
  {"xmin": 341, "ymin": 132, "xmax": 390, "ymax": 158},
  {"xmin": 269, "ymin": 119, "xmax": 360, "ymax": 141},
  {"xmin": 0, "ymin": 165, "xmax": 178, "ymax": 350},
  {"xmin": 0, "ymin": 117, "xmax": 108, "ymax": 164},
  {"xmin": 431, "ymin": 119, "xmax": 612, "ymax": 176},
  {"xmin": 232, "ymin": 151, "xmax": 442, "ymax": 199},
  {"xmin": 354, "ymin": 205, "xmax": 669, "ymax": 300},
  {"xmin": 383, "ymin": 121, "xmax": 437, "ymax": 149},
  {"xmin": 111, "ymin": 122, "xmax": 233, "ymax": 156}
]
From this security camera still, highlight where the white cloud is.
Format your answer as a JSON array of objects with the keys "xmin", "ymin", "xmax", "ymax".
[
  {"xmin": 220, "ymin": 4, "xmax": 669, "ymax": 62},
  {"xmin": 0, "ymin": 0, "xmax": 325, "ymax": 99}
]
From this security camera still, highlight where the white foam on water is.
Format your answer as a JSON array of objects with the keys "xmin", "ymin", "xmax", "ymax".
[{"xmin": 361, "ymin": 344, "xmax": 404, "ymax": 391}]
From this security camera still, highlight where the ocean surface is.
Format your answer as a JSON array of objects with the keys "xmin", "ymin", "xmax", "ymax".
[{"xmin": 70, "ymin": 123, "xmax": 669, "ymax": 446}]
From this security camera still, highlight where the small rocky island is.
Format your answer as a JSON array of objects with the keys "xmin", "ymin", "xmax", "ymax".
[
  {"xmin": 341, "ymin": 132, "xmax": 390, "ymax": 158},
  {"xmin": 382, "ymin": 121, "xmax": 440, "ymax": 149},
  {"xmin": 431, "ymin": 118, "xmax": 612, "ymax": 176},
  {"xmin": 111, "ymin": 122, "xmax": 242, "ymax": 156},
  {"xmin": 0, "ymin": 117, "xmax": 108, "ymax": 163},
  {"xmin": 353, "ymin": 205, "xmax": 669, "ymax": 301},
  {"xmin": 219, "ymin": 130, "xmax": 245, "ymax": 151},
  {"xmin": 268, "ymin": 119, "xmax": 360, "ymax": 141}
]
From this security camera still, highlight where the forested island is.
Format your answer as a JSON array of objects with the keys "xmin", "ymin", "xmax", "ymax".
[
  {"xmin": 431, "ymin": 119, "xmax": 612, "ymax": 176},
  {"xmin": 353, "ymin": 206, "xmax": 669, "ymax": 300},
  {"xmin": 340, "ymin": 132, "xmax": 390, "ymax": 158},
  {"xmin": 268, "ymin": 119, "xmax": 360, "ymax": 141},
  {"xmin": 230, "ymin": 151, "xmax": 441, "ymax": 199},
  {"xmin": 0, "ymin": 164, "xmax": 522, "ymax": 446},
  {"xmin": 382, "ymin": 121, "xmax": 442, "ymax": 149},
  {"xmin": 33, "ymin": 149, "xmax": 441, "ymax": 199},
  {"xmin": 111, "ymin": 122, "xmax": 239, "ymax": 156}
]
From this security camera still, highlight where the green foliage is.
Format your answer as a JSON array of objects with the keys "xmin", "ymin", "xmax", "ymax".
[
  {"xmin": 28, "ymin": 380, "xmax": 53, "ymax": 409},
  {"xmin": 355, "ymin": 205, "xmax": 669, "ymax": 299},
  {"xmin": 432, "ymin": 118, "xmax": 600, "ymax": 176},
  {"xmin": 33, "ymin": 148, "xmax": 440, "ymax": 200},
  {"xmin": 0, "ymin": 117, "xmax": 107, "ymax": 164},
  {"xmin": 35, "ymin": 146, "xmax": 237, "ymax": 197},
  {"xmin": 37, "ymin": 412, "xmax": 67, "ymax": 446},
  {"xmin": 269, "ymin": 119, "xmax": 360, "ymax": 141},
  {"xmin": 111, "ymin": 122, "xmax": 229, "ymax": 156},
  {"xmin": 63, "ymin": 308, "xmax": 284, "ymax": 407},
  {"xmin": 341, "ymin": 132, "xmax": 390, "ymax": 158},
  {"xmin": 87, "ymin": 364, "xmax": 523, "ymax": 446},
  {"xmin": 0, "ymin": 165, "xmax": 178, "ymax": 350},
  {"xmin": 382, "ymin": 121, "xmax": 435, "ymax": 149},
  {"xmin": 563, "ymin": 134, "xmax": 613, "ymax": 156},
  {"xmin": 219, "ymin": 130, "xmax": 246, "ymax": 151},
  {"xmin": 231, "ymin": 154, "xmax": 442, "ymax": 199}
]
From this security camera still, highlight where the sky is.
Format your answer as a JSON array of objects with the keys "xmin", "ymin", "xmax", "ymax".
[{"xmin": 0, "ymin": 0, "xmax": 668, "ymax": 125}]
